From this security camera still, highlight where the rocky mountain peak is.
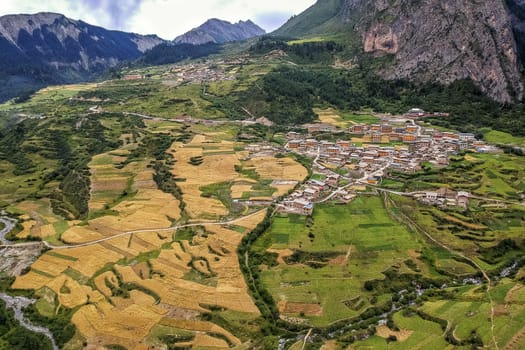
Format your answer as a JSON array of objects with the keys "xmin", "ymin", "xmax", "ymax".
[{"xmin": 174, "ymin": 18, "xmax": 265, "ymax": 45}]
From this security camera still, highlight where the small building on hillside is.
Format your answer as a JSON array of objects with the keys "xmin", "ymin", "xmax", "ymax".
[{"xmin": 407, "ymin": 108, "xmax": 425, "ymax": 117}]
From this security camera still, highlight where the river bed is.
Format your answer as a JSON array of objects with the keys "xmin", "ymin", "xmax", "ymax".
[
  {"xmin": 0, "ymin": 214, "xmax": 58, "ymax": 349},
  {"xmin": 0, "ymin": 293, "xmax": 59, "ymax": 350},
  {"xmin": 0, "ymin": 214, "xmax": 17, "ymax": 244}
]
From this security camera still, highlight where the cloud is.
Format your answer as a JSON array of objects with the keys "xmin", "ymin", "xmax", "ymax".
[
  {"xmin": 254, "ymin": 12, "xmax": 294, "ymax": 32},
  {"xmin": 0, "ymin": 0, "xmax": 317, "ymax": 39},
  {"xmin": 69, "ymin": 0, "xmax": 143, "ymax": 30}
]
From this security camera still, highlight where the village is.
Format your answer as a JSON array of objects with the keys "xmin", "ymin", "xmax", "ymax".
[{"xmin": 277, "ymin": 110, "xmax": 498, "ymax": 216}]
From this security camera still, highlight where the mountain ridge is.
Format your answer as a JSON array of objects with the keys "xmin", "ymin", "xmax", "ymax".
[
  {"xmin": 0, "ymin": 12, "xmax": 165, "ymax": 101},
  {"xmin": 174, "ymin": 18, "xmax": 265, "ymax": 45}
]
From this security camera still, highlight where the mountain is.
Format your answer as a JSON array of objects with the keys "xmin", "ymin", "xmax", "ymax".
[
  {"xmin": 274, "ymin": 0, "xmax": 525, "ymax": 103},
  {"xmin": 174, "ymin": 18, "xmax": 265, "ymax": 45},
  {"xmin": 0, "ymin": 12, "xmax": 164, "ymax": 101}
]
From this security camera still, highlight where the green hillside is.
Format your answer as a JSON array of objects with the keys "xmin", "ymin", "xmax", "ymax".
[{"xmin": 272, "ymin": 0, "xmax": 344, "ymax": 37}]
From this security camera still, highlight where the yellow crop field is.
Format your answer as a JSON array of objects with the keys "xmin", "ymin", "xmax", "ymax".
[
  {"xmin": 12, "ymin": 209, "xmax": 266, "ymax": 349},
  {"xmin": 57, "ymin": 244, "xmax": 124, "ymax": 277},
  {"xmin": 72, "ymin": 294, "xmax": 167, "ymax": 349},
  {"xmin": 158, "ymin": 318, "xmax": 241, "ymax": 346},
  {"xmin": 46, "ymin": 275, "xmax": 89, "ymax": 309},
  {"xmin": 11, "ymin": 271, "xmax": 53, "ymax": 290},
  {"xmin": 12, "ymin": 199, "xmax": 64, "ymax": 238},
  {"xmin": 233, "ymin": 209, "xmax": 268, "ymax": 231},
  {"xmin": 89, "ymin": 152, "xmax": 131, "ymax": 211},
  {"xmin": 244, "ymin": 157, "xmax": 307, "ymax": 181},
  {"xmin": 89, "ymin": 150, "xmax": 181, "ymax": 233},
  {"xmin": 8, "ymin": 131, "xmax": 279, "ymax": 349},
  {"xmin": 192, "ymin": 333, "xmax": 229, "ymax": 348},
  {"xmin": 231, "ymin": 184, "xmax": 254, "ymax": 198},
  {"xmin": 169, "ymin": 138, "xmax": 242, "ymax": 218},
  {"xmin": 272, "ymin": 184, "xmax": 295, "ymax": 197},
  {"xmin": 61, "ymin": 225, "xmax": 105, "ymax": 244},
  {"xmin": 315, "ymin": 108, "xmax": 347, "ymax": 127},
  {"xmin": 30, "ymin": 253, "xmax": 72, "ymax": 277},
  {"xmin": 94, "ymin": 271, "xmax": 117, "ymax": 298}
]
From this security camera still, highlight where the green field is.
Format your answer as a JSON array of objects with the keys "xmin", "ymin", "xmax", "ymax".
[
  {"xmin": 481, "ymin": 128, "xmax": 525, "ymax": 146},
  {"xmin": 256, "ymin": 196, "xmax": 422, "ymax": 326},
  {"xmin": 401, "ymin": 152, "xmax": 525, "ymax": 201},
  {"xmin": 343, "ymin": 113, "xmax": 381, "ymax": 125},
  {"xmin": 354, "ymin": 311, "xmax": 453, "ymax": 350}
]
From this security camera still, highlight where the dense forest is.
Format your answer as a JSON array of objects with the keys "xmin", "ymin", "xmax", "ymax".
[
  {"xmin": 0, "ymin": 299, "xmax": 53, "ymax": 350},
  {"xmin": 249, "ymin": 35, "xmax": 343, "ymax": 63},
  {"xmin": 238, "ymin": 64, "xmax": 525, "ymax": 136},
  {"xmin": 140, "ymin": 42, "xmax": 222, "ymax": 66}
]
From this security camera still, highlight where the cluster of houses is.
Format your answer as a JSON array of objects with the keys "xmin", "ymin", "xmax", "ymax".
[
  {"xmin": 415, "ymin": 188, "xmax": 471, "ymax": 209},
  {"xmin": 277, "ymin": 176, "xmax": 344, "ymax": 216},
  {"xmin": 169, "ymin": 63, "xmax": 236, "ymax": 84},
  {"xmin": 286, "ymin": 120, "xmax": 496, "ymax": 176}
]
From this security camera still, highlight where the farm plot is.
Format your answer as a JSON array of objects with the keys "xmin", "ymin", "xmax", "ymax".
[
  {"xmin": 169, "ymin": 136, "xmax": 243, "ymax": 219},
  {"xmin": 256, "ymin": 196, "xmax": 421, "ymax": 326},
  {"xmin": 61, "ymin": 154, "xmax": 180, "ymax": 244},
  {"xmin": 315, "ymin": 108, "xmax": 347, "ymax": 128},
  {"xmin": 244, "ymin": 156, "xmax": 307, "ymax": 182},
  {"xmin": 11, "ymin": 199, "xmax": 71, "ymax": 240},
  {"xmin": 352, "ymin": 311, "xmax": 450, "ymax": 350},
  {"xmin": 88, "ymin": 151, "xmax": 131, "ymax": 211},
  {"xmin": 88, "ymin": 150, "xmax": 181, "ymax": 230},
  {"xmin": 72, "ymin": 292, "xmax": 167, "ymax": 349},
  {"xmin": 37, "ymin": 210, "xmax": 265, "ymax": 348},
  {"xmin": 234, "ymin": 156, "xmax": 307, "ymax": 200}
]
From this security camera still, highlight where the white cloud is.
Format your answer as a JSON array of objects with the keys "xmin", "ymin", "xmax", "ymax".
[{"xmin": 0, "ymin": 0, "xmax": 316, "ymax": 39}]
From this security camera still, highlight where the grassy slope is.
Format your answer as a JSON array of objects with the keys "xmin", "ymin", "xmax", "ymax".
[{"xmin": 272, "ymin": 0, "xmax": 343, "ymax": 38}]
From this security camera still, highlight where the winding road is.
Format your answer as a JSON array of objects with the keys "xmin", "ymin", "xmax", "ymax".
[{"xmin": 1, "ymin": 209, "xmax": 267, "ymax": 251}]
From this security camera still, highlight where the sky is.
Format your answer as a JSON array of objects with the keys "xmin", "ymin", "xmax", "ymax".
[{"xmin": 0, "ymin": 0, "xmax": 317, "ymax": 39}]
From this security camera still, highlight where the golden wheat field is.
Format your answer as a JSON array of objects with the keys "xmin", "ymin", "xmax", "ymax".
[
  {"xmin": 169, "ymin": 137, "xmax": 242, "ymax": 218},
  {"xmin": 244, "ymin": 156, "xmax": 307, "ymax": 181},
  {"xmin": 9, "ymin": 127, "xmax": 287, "ymax": 349},
  {"xmin": 315, "ymin": 107, "xmax": 347, "ymax": 128},
  {"xmin": 12, "ymin": 209, "xmax": 266, "ymax": 348},
  {"xmin": 12, "ymin": 199, "xmax": 69, "ymax": 239}
]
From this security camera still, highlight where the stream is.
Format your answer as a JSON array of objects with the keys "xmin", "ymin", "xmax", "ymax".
[
  {"xmin": 0, "ymin": 293, "xmax": 59, "ymax": 350},
  {"xmin": 0, "ymin": 214, "xmax": 59, "ymax": 350},
  {"xmin": 0, "ymin": 214, "xmax": 17, "ymax": 244}
]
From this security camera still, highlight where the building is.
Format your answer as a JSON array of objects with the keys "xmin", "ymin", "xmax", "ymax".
[
  {"xmin": 292, "ymin": 199, "xmax": 314, "ymax": 215},
  {"xmin": 456, "ymin": 191, "xmax": 470, "ymax": 209},
  {"xmin": 123, "ymin": 74, "xmax": 142, "ymax": 80},
  {"xmin": 406, "ymin": 125, "xmax": 418, "ymax": 133},
  {"xmin": 426, "ymin": 192, "xmax": 438, "ymax": 201},
  {"xmin": 407, "ymin": 108, "xmax": 425, "ymax": 117},
  {"xmin": 381, "ymin": 124, "xmax": 393, "ymax": 133},
  {"xmin": 337, "ymin": 140, "xmax": 351, "ymax": 149},
  {"xmin": 403, "ymin": 134, "xmax": 417, "ymax": 143},
  {"xmin": 305, "ymin": 139, "xmax": 318, "ymax": 149},
  {"xmin": 372, "ymin": 133, "xmax": 382, "ymax": 144},
  {"xmin": 351, "ymin": 125, "xmax": 366, "ymax": 134},
  {"xmin": 459, "ymin": 133, "xmax": 476, "ymax": 142},
  {"xmin": 288, "ymin": 140, "xmax": 302, "ymax": 149}
]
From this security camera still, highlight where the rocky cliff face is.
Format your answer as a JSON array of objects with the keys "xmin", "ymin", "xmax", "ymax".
[
  {"xmin": 353, "ymin": 0, "xmax": 524, "ymax": 103},
  {"xmin": 174, "ymin": 18, "xmax": 265, "ymax": 45},
  {"xmin": 276, "ymin": 0, "xmax": 525, "ymax": 103}
]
